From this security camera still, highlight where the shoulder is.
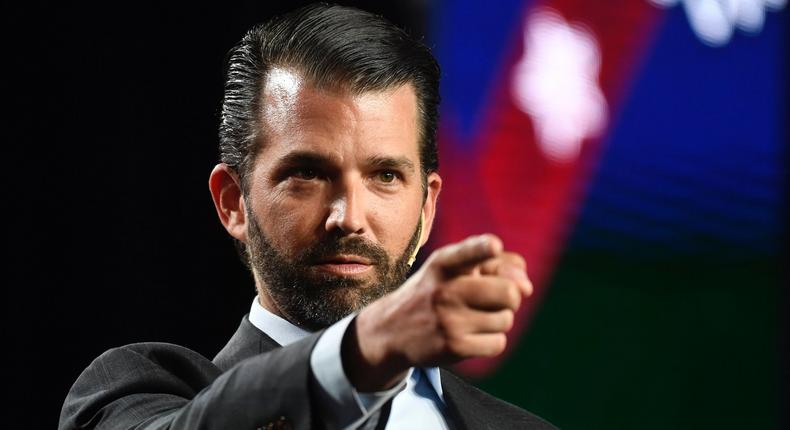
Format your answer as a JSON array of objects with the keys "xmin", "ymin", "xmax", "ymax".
[
  {"xmin": 441, "ymin": 369, "xmax": 559, "ymax": 430},
  {"xmin": 89, "ymin": 342, "xmax": 221, "ymax": 390},
  {"xmin": 59, "ymin": 342, "xmax": 220, "ymax": 430},
  {"xmin": 60, "ymin": 336, "xmax": 324, "ymax": 430}
]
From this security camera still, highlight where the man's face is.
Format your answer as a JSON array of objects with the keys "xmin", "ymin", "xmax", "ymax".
[{"xmin": 241, "ymin": 69, "xmax": 438, "ymax": 330}]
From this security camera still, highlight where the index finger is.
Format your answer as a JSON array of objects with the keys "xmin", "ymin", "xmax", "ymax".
[{"xmin": 431, "ymin": 234, "xmax": 504, "ymax": 276}]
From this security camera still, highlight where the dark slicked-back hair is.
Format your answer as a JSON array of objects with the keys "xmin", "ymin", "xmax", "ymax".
[{"xmin": 218, "ymin": 3, "xmax": 441, "ymax": 192}]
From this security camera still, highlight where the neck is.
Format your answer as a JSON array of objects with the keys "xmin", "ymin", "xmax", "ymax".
[{"xmin": 255, "ymin": 285, "xmax": 302, "ymax": 328}]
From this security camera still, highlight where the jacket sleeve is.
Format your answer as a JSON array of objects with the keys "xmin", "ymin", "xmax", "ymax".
[{"xmin": 59, "ymin": 334, "xmax": 321, "ymax": 430}]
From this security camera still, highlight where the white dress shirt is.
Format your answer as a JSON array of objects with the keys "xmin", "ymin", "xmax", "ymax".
[{"xmin": 248, "ymin": 297, "xmax": 449, "ymax": 430}]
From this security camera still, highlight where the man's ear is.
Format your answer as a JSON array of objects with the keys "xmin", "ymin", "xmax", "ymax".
[
  {"xmin": 418, "ymin": 171, "xmax": 442, "ymax": 247},
  {"xmin": 208, "ymin": 164, "xmax": 248, "ymax": 242}
]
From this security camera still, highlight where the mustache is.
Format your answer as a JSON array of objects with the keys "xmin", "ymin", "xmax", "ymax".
[{"xmin": 299, "ymin": 234, "xmax": 389, "ymax": 266}]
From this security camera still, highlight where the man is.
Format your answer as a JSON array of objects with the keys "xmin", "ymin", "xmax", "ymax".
[{"xmin": 60, "ymin": 4, "xmax": 557, "ymax": 429}]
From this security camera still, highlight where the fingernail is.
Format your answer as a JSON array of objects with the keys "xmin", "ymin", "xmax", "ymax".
[
  {"xmin": 473, "ymin": 235, "xmax": 490, "ymax": 250},
  {"xmin": 477, "ymin": 234, "xmax": 501, "ymax": 254}
]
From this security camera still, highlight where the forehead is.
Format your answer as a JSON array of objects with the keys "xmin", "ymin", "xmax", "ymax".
[{"xmin": 256, "ymin": 68, "xmax": 420, "ymax": 164}]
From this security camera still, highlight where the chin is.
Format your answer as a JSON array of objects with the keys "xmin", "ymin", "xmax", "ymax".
[{"xmin": 327, "ymin": 282, "xmax": 380, "ymax": 308}]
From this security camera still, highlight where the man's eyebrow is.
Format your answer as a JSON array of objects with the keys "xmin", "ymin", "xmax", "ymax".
[
  {"xmin": 366, "ymin": 155, "xmax": 416, "ymax": 174},
  {"xmin": 273, "ymin": 151, "xmax": 416, "ymax": 174},
  {"xmin": 275, "ymin": 151, "xmax": 335, "ymax": 167}
]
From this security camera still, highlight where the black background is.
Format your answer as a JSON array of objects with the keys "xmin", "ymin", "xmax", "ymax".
[{"xmin": 4, "ymin": 2, "xmax": 424, "ymax": 428}]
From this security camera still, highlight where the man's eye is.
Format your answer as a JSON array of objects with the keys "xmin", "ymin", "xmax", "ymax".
[
  {"xmin": 377, "ymin": 171, "xmax": 398, "ymax": 183},
  {"xmin": 292, "ymin": 168, "xmax": 318, "ymax": 180}
]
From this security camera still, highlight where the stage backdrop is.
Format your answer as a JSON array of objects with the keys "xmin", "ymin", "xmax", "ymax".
[{"xmin": 427, "ymin": 0, "xmax": 787, "ymax": 428}]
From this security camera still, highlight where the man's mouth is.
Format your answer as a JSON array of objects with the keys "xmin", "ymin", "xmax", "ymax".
[{"xmin": 313, "ymin": 255, "xmax": 373, "ymax": 275}]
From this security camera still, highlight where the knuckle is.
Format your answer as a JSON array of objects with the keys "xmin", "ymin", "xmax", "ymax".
[
  {"xmin": 494, "ymin": 334, "xmax": 507, "ymax": 354},
  {"xmin": 493, "ymin": 278, "xmax": 515, "ymax": 303},
  {"xmin": 523, "ymin": 280, "xmax": 534, "ymax": 297},
  {"xmin": 507, "ymin": 283, "xmax": 521, "ymax": 309},
  {"xmin": 433, "ymin": 282, "xmax": 457, "ymax": 307},
  {"xmin": 502, "ymin": 310, "xmax": 514, "ymax": 331},
  {"xmin": 505, "ymin": 252, "xmax": 526, "ymax": 269},
  {"xmin": 486, "ymin": 334, "xmax": 507, "ymax": 356}
]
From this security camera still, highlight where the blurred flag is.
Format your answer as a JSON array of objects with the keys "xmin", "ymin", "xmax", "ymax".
[{"xmin": 430, "ymin": 0, "xmax": 785, "ymax": 379}]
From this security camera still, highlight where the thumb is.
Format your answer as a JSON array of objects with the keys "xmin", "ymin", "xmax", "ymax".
[{"xmin": 431, "ymin": 234, "xmax": 503, "ymax": 276}]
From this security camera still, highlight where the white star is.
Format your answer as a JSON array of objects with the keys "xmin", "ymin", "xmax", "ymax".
[
  {"xmin": 649, "ymin": 0, "xmax": 787, "ymax": 46},
  {"xmin": 511, "ymin": 8, "xmax": 608, "ymax": 163}
]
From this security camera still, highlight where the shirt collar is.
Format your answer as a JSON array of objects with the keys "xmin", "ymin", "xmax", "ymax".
[
  {"xmin": 248, "ymin": 296, "xmax": 311, "ymax": 346},
  {"xmin": 248, "ymin": 295, "xmax": 443, "ymax": 397}
]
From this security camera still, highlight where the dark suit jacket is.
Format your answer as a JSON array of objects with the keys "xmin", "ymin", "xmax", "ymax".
[{"xmin": 59, "ymin": 315, "xmax": 557, "ymax": 429}]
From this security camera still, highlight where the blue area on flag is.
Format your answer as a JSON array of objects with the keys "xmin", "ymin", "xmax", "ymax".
[
  {"xmin": 429, "ymin": 0, "xmax": 532, "ymax": 144},
  {"xmin": 569, "ymin": 6, "xmax": 785, "ymax": 258}
]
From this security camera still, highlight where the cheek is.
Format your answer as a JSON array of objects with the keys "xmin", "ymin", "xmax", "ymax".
[
  {"xmin": 368, "ymin": 194, "xmax": 422, "ymax": 254},
  {"xmin": 251, "ymin": 186, "xmax": 327, "ymax": 253}
]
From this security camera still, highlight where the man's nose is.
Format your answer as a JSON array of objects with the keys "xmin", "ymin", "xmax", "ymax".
[{"xmin": 325, "ymin": 179, "xmax": 366, "ymax": 235}]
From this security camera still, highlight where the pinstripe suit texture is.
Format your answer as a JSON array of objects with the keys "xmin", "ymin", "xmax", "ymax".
[{"xmin": 59, "ymin": 315, "xmax": 557, "ymax": 429}]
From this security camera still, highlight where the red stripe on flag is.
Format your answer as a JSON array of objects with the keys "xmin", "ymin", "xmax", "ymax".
[{"xmin": 434, "ymin": 0, "xmax": 666, "ymax": 377}]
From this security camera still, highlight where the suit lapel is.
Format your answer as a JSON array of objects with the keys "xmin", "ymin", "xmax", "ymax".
[
  {"xmin": 441, "ymin": 368, "xmax": 557, "ymax": 430},
  {"xmin": 212, "ymin": 314, "xmax": 281, "ymax": 371},
  {"xmin": 440, "ymin": 369, "xmax": 472, "ymax": 430},
  {"xmin": 440, "ymin": 368, "xmax": 503, "ymax": 430}
]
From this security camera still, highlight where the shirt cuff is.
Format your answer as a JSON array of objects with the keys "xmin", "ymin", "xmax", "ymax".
[{"xmin": 310, "ymin": 313, "xmax": 409, "ymax": 430}]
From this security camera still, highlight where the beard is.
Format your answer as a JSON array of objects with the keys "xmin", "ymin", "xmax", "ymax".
[{"xmin": 246, "ymin": 211, "xmax": 420, "ymax": 331}]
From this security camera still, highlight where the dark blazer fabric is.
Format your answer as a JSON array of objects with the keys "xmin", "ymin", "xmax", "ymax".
[{"xmin": 60, "ymin": 316, "xmax": 557, "ymax": 430}]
